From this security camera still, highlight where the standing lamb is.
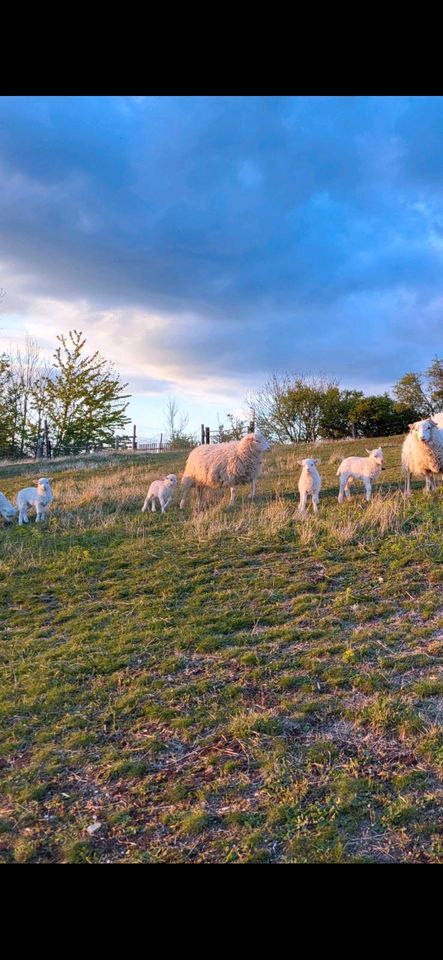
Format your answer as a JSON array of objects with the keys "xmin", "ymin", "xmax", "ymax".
[
  {"xmin": 0, "ymin": 491, "xmax": 17, "ymax": 522},
  {"xmin": 179, "ymin": 429, "xmax": 271, "ymax": 509},
  {"xmin": 16, "ymin": 478, "xmax": 53, "ymax": 525},
  {"xmin": 297, "ymin": 458, "xmax": 321, "ymax": 514},
  {"xmin": 401, "ymin": 419, "xmax": 443, "ymax": 495},
  {"xmin": 337, "ymin": 448, "xmax": 384, "ymax": 503},
  {"xmin": 141, "ymin": 474, "xmax": 177, "ymax": 514}
]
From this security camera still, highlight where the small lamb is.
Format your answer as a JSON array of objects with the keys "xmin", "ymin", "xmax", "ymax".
[
  {"xmin": 0, "ymin": 491, "xmax": 17, "ymax": 522},
  {"xmin": 141, "ymin": 474, "xmax": 177, "ymax": 514},
  {"xmin": 298, "ymin": 458, "xmax": 321, "ymax": 514},
  {"xmin": 337, "ymin": 448, "xmax": 384, "ymax": 503},
  {"xmin": 16, "ymin": 478, "xmax": 53, "ymax": 525}
]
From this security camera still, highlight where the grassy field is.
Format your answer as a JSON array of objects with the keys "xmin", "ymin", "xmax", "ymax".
[{"xmin": 1, "ymin": 436, "xmax": 443, "ymax": 863}]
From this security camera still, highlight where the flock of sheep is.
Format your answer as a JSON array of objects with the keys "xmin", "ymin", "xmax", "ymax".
[{"xmin": 1, "ymin": 417, "xmax": 443, "ymax": 525}]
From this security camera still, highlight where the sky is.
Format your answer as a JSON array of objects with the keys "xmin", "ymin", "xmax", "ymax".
[{"xmin": 1, "ymin": 95, "xmax": 443, "ymax": 439}]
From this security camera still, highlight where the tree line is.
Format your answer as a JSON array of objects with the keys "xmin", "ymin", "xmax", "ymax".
[
  {"xmin": 1, "ymin": 327, "xmax": 442, "ymax": 459},
  {"xmin": 246, "ymin": 358, "xmax": 443, "ymax": 443},
  {"xmin": 0, "ymin": 330, "xmax": 130, "ymax": 459}
]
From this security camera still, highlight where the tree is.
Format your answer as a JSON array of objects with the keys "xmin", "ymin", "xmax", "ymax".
[
  {"xmin": 216, "ymin": 413, "xmax": 247, "ymax": 442},
  {"xmin": 45, "ymin": 330, "xmax": 130, "ymax": 455},
  {"xmin": 249, "ymin": 374, "xmax": 338, "ymax": 442},
  {"xmin": 319, "ymin": 388, "xmax": 364, "ymax": 439},
  {"xmin": 164, "ymin": 397, "xmax": 195, "ymax": 449},
  {"xmin": 392, "ymin": 371, "xmax": 432, "ymax": 418},
  {"xmin": 426, "ymin": 356, "xmax": 443, "ymax": 411}
]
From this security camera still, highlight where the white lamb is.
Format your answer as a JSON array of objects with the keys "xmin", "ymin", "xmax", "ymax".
[
  {"xmin": 337, "ymin": 448, "xmax": 384, "ymax": 503},
  {"xmin": 179, "ymin": 429, "xmax": 271, "ymax": 509},
  {"xmin": 297, "ymin": 458, "xmax": 321, "ymax": 514},
  {"xmin": 141, "ymin": 474, "xmax": 178, "ymax": 514},
  {"xmin": 0, "ymin": 491, "xmax": 17, "ymax": 521},
  {"xmin": 401, "ymin": 418, "xmax": 443, "ymax": 495},
  {"xmin": 16, "ymin": 478, "xmax": 53, "ymax": 525}
]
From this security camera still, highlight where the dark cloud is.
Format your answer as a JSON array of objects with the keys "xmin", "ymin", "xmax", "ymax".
[{"xmin": 1, "ymin": 95, "xmax": 443, "ymax": 393}]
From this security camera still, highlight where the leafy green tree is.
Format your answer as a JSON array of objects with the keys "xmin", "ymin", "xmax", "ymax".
[
  {"xmin": 392, "ymin": 371, "xmax": 432, "ymax": 418},
  {"xmin": 45, "ymin": 330, "xmax": 130, "ymax": 455},
  {"xmin": 426, "ymin": 356, "xmax": 443, "ymax": 411},
  {"xmin": 250, "ymin": 374, "xmax": 337, "ymax": 442},
  {"xmin": 319, "ymin": 388, "xmax": 364, "ymax": 439}
]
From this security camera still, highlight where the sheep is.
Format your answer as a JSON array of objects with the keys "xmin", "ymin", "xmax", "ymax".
[
  {"xmin": 297, "ymin": 458, "xmax": 321, "ymax": 514},
  {"xmin": 16, "ymin": 478, "xmax": 53, "ymax": 525},
  {"xmin": 141, "ymin": 474, "xmax": 178, "ymax": 514},
  {"xmin": 337, "ymin": 448, "xmax": 384, "ymax": 503},
  {"xmin": 401, "ymin": 418, "xmax": 443, "ymax": 495},
  {"xmin": 179, "ymin": 429, "xmax": 271, "ymax": 509},
  {"xmin": 0, "ymin": 491, "xmax": 17, "ymax": 522}
]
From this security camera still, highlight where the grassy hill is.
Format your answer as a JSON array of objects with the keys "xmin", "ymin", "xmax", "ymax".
[{"xmin": 1, "ymin": 435, "xmax": 443, "ymax": 863}]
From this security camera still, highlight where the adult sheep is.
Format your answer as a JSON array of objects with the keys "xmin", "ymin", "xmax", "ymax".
[
  {"xmin": 179, "ymin": 429, "xmax": 271, "ymax": 509},
  {"xmin": 401, "ymin": 418, "xmax": 443, "ymax": 495}
]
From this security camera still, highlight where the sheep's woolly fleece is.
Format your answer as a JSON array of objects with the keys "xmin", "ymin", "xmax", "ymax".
[
  {"xmin": 0, "ymin": 491, "xmax": 16, "ymax": 520},
  {"xmin": 181, "ymin": 432, "xmax": 269, "ymax": 489}
]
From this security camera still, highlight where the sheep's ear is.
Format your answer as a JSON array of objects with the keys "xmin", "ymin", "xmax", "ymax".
[
  {"xmin": 366, "ymin": 449, "xmax": 372, "ymax": 455},
  {"xmin": 408, "ymin": 423, "xmax": 416, "ymax": 430},
  {"xmin": 314, "ymin": 459, "xmax": 321, "ymax": 464},
  {"xmin": 430, "ymin": 419, "xmax": 437, "ymax": 427},
  {"xmin": 297, "ymin": 459, "xmax": 304, "ymax": 466}
]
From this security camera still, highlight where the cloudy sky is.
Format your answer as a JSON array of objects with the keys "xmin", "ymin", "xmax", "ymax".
[{"xmin": 1, "ymin": 95, "xmax": 442, "ymax": 437}]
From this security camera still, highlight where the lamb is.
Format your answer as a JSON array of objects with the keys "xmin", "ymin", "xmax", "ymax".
[
  {"xmin": 141, "ymin": 474, "xmax": 178, "ymax": 514},
  {"xmin": 179, "ymin": 429, "xmax": 271, "ymax": 509},
  {"xmin": 297, "ymin": 458, "xmax": 321, "ymax": 514},
  {"xmin": 16, "ymin": 478, "xmax": 53, "ymax": 525},
  {"xmin": 337, "ymin": 448, "xmax": 384, "ymax": 503},
  {"xmin": 0, "ymin": 491, "xmax": 17, "ymax": 522},
  {"xmin": 401, "ymin": 418, "xmax": 443, "ymax": 495}
]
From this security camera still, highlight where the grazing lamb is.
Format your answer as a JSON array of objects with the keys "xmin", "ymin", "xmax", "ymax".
[
  {"xmin": 141, "ymin": 474, "xmax": 178, "ymax": 514},
  {"xmin": 337, "ymin": 448, "xmax": 384, "ymax": 503},
  {"xmin": 179, "ymin": 429, "xmax": 271, "ymax": 509},
  {"xmin": 401, "ymin": 418, "xmax": 443, "ymax": 495},
  {"xmin": 16, "ymin": 478, "xmax": 53, "ymax": 525},
  {"xmin": 0, "ymin": 491, "xmax": 17, "ymax": 522},
  {"xmin": 298, "ymin": 458, "xmax": 321, "ymax": 514}
]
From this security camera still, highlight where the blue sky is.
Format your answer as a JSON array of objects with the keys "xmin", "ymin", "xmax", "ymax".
[{"xmin": 1, "ymin": 95, "xmax": 442, "ymax": 437}]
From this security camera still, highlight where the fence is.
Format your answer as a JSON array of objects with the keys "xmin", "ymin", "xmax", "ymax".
[{"xmin": 33, "ymin": 420, "xmax": 258, "ymax": 459}]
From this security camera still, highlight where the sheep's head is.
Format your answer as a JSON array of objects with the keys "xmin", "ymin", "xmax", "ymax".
[
  {"xmin": 408, "ymin": 419, "xmax": 436, "ymax": 443},
  {"xmin": 165, "ymin": 474, "xmax": 178, "ymax": 485},
  {"xmin": 366, "ymin": 448, "xmax": 384, "ymax": 465},
  {"xmin": 248, "ymin": 429, "xmax": 271, "ymax": 452},
  {"xmin": 37, "ymin": 478, "xmax": 52, "ymax": 495},
  {"xmin": 297, "ymin": 458, "xmax": 320, "ymax": 471}
]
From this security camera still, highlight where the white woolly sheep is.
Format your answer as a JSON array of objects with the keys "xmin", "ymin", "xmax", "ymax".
[
  {"xmin": 0, "ymin": 491, "xmax": 17, "ymax": 522},
  {"xmin": 297, "ymin": 458, "xmax": 321, "ymax": 514},
  {"xmin": 401, "ymin": 418, "xmax": 443, "ymax": 495},
  {"xmin": 16, "ymin": 478, "xmax": 53, "ymax": 525},
  {"xmin": 179, "ymin": 429, "xmax": 271, "ymax": 509},
  {"xmin": 337, "ymin": 448, "xmax": 384, "ymax": 503},
  {"xmin": 141, "ymin": 474, "xmax": 178, "ymax": 514}
]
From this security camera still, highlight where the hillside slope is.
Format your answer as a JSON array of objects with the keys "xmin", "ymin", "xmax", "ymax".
[{"xmin": 1, "ymin": 436, "xmax": 442, "ymax": 863}]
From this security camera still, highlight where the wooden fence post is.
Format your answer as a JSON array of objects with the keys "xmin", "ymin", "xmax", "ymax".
[
  {"xmin": 201, "ymin": 424, "xmax": 205, "ymax": 445},
  {"xmin": 205, "ymin": 426, "xmax": 210, "ymax": 445},
  {"xmin": 115, "ymin": 435, "xmax": 119, "ymax": 450},
  {"xmin": 159, "ymin": 432, "xmax": 163, "ymax": 451},
  {"xmin": 132, "ymin": 425, "xmax": 137, "ymax": 450}
]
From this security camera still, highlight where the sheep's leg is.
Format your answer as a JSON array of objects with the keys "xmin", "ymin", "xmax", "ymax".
[
  {"xmin": 344, "ymin": 478, "xmax": 352, "ymax": 499},
  {"xmin": 312, "ymin": 493, "xmax": 319, "ymax": 514},
  {"xmin": 338, "ymin": 475, "xmax": 347, "ymax": 504},
  {"xmin": 141, "ymin": 496, "xmax": 150, "ymax": 513},
  {"xmin": 179, "ymin": 476, "xmax": 194, "ymax": 510},
  {"xmin": 228, "ymin": 487, "xmax": 237, "ymax": 506},
  {"xmin": 298, "ymin": 492, "xmax": 308, "ymax": 514},
  {"xmin": 404, "ymin": 470, "xmax": 411, "ymax": 497},
  {"xmin": 19, "ymin": 508, "xmax": 29, "ymax": 525},
  {"xmin": 248, "ymin": 478, "xmax": 256, "ymax": 499},
  {"xmin": 364, "ymin": 479, "xmax": 372, "ymax": 502},
  {"xmin": 151, "ymin": 498, "xmax": 156, "ymax": 512}
]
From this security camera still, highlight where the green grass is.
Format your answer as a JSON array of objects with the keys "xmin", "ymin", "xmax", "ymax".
[{"xmin": 1, "ymin": 437, "xmax": 443, "ymax": 863}]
